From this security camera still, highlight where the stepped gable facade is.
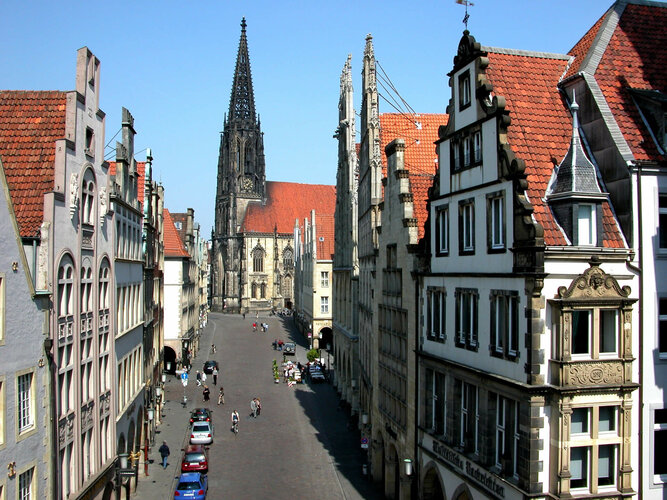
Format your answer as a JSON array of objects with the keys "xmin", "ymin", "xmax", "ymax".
[
  {"xmin": 0, "ymin": 48, "xmax": 117, "ymax": 499},
  {"xmin": 417, "ymin": 7, "xmax": 640, "ymax": 497},
  {"xmin": 211, "ymin": 19, "xmax": 335, "ymax": 315}
]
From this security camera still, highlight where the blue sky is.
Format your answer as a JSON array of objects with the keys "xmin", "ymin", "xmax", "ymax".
[{"xmin": 3, "ymin": 0, "xmax": 616, "ymax": 235}]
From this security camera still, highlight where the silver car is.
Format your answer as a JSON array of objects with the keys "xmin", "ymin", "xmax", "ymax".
[{"xmin": 189, "ymin": 421, "xmax": 213, "ymax": 445}]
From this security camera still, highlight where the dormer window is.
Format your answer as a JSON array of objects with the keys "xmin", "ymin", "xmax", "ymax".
[
  {"xmin": 459, "ymin": 71, "xmax": 471, "ymax": 110},
  {"xmin": 576, "ymin": 203, "xmax": 597, "ymax": 246}
]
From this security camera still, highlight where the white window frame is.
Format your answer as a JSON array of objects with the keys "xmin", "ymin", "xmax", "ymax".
[
  {"xmin": 490, "ymin": 195, "xmax": 504, "ymax": 249},
  {"xmin": 463, "ymin": 136, "xmax": 471, "ymax": 166},
  {"xmin": 659, "ymin": 297, "xmax": 667, "ymax": 358},
  {"xmin": 436, "ymin": 206, "xmax": 449, "ymax": 255},
  {"xmin": 473, "ymin": 130, "xmax": 482, "ymax": 163},
  {"xmin": 320, "ymin": 296, "xmax": 329, "ymax": 314},
  {"xmin": 17, "ymin": 373, "xmax": 33, "ymax": 434},
  {"xmin": 577, "ymin": 203, "xmax": 597, "ymax": 246},
  {"xmin": 462, "ymin": 202, "xmax": 474, "ymax": 252},
  {"xmin": 320, "ymin": 271, "xmax": 329, "ymax": 288},
  {"xmin": 18, "ymin": 467, "xmax": 34, "ymax": 500},
  {"xmin": 653, "ymin": 408, "xmax": 667, "ymax": 483},
  {"xmin": 659, "ymin": 194, "xmax": 667, "ymax": 250}
]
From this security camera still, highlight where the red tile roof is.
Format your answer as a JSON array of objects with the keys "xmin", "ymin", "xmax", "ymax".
[
  {"xmin": 0, "ymin": 91, "xmax": 67, "ymax": 238},
  {"xmin": 484, "ymin": 50, "xmax": 625, "ymax": 248},
  {"xmin": 314, "ymin": 213, "xmax": 335, "ymax": 261},
  {"xmin": 582, "ymin": 2, "xmax": 667, "ymax": 162},
  {"xmin": 380, "ymin": 113, "xmax": 447, "ymax": 240},
  {"xmin": 108, "ymin": 160, "xmax": 146, "ymax": 210},
  {"xmin": 242, "ymin": 181, "xmax": 336, "ymax": 235},
  {"xmin": 164, "ymin": 208, "xmax": 189, "ymax": 257}
]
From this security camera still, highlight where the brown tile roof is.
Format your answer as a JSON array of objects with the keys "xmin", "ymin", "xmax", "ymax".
[
  {"xmin": 242, "ymin": 181, "xmax": 336, "ymax": 235},
  {"xmin": 589, "ymin": 2, "xmax": 667, "ymax": 162},
  {"xmin": 315, "ymin": 213, "xmax": 335, "ymax": 261},
  {"xmin": 163, "ymin": 208, "xmax": 189, "ymax": 257},
  {"xmin": 0, "ymin": 91, "xmax": 67, "ymax": 238},
  {"xmin": 171, "ymin": 212, "xmax": 188, "ymax": 247},
  {"xmin": 484, "ymin": 50, "xmax": 625, "ymax": 248},
  {"xmin": 108, "ymin": 160, "xmax": 146, "ymax": 210},
  {"xmin": 380, "ymin": 113, "xmax": 447, "ymax": 240}
]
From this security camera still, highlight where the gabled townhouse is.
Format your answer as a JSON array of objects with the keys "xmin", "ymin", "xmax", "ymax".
[
  {"xmin": 138, "ymin": 151, "xmax": 165, "ymax": 449},
  {"xmin": 417, "ymin": 25, "xmax": 637, "ymax": 500},
  {"xmin": 108, "ymin": 108, "xmax": 146, "ymax": 490},
  {"xmin": 0, "ymin": 48, "xmax": 117, "ymax": 499},
  {"xmin": 171, "ymin": 210, "xmax": 203, "ymax": 359},
  {"xmin": 294, "ymin": 210, "xmax": 335, "ymax": 352},
  {"xmin": 163, "ymin": 209, "xmax": 197, "ymax": 371},
  {"xmin": 0, "ymin": 148, "xmax": 50, "ymax": 500},
  {"xmin": 333, "ymin": 55, "xmax": 360, "ymax": 401},
  {"xmin": 554, "ymin": 2, "xmax": 667, "ymax": 495},
  {"xmin": 334, "ymin": 36, "xmax": 446, "ymax": 498}
]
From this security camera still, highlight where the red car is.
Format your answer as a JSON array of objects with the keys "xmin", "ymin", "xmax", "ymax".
[{"xmin": 181, "ymin": 444, "xmax": 209, "ymax": 474}]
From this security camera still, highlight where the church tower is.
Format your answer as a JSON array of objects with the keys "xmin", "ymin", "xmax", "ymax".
[{"xmin": 212, "ymin": 17, "xmax": 266, "ymax": 312}]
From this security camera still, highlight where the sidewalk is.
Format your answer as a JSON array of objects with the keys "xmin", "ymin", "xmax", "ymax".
[{"xmin": 133, "ymin": 323, "xmax": 214, "ymax": 500}]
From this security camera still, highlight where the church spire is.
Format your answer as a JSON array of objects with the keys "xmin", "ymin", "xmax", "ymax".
[{"xmin": 228, "ymin": 17, "xmax": 256, "ymax": 123}]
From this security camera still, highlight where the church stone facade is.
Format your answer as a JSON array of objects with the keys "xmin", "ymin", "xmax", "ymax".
[{"xmin": 211, "ymin": 18, "xmax": 335, "ymax": 315}]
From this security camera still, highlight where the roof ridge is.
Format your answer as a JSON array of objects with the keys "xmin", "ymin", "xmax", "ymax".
[
  {"xmin": 577, "ymin": 2, "xmax": 626, "ymax": 76},
  {"xmin": 481, "ymin": 46, "xmax": 570, "ymax": 60}
]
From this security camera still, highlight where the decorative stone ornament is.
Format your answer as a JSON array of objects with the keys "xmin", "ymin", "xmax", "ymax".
[
  {"xmin": 69, "ymin": 172, "xmax": 79, "ymax": 219},
  {"xmin": 557, "ymin": 258, "xmax": 631, "ymax": 300},
  {"xmin": 99, "ymin": 186, "xmax": 107, "ymax": 224}
]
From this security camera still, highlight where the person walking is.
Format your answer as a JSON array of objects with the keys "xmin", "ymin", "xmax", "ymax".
[
  {"xmin": 212, "ymin": 367, "xmax": 218, "ymax": 385},
  {"xmin": 203, "ymin": 385, "xmax": 210, "ymax": 402},
  {"xmin": 218, "ymin": 386, "xmax": 225, "ymax": 405},
  {"xmin": 231, "ymin": 410, "xmax": 239, "ymax": 434},
  {"xmin": 196, "ymin": 370, "xmax": 201, "ymax": 387},
  {"xmin": 158, "ymin": 441, "xmax": 170, "ymax": 469},
  {"xmin": 250, "ymin": 398, "xmax": 257, "ymax": 418},
  {"xmin": 256, "ymin": 397, "xmax": 261, "ymax": 416}
]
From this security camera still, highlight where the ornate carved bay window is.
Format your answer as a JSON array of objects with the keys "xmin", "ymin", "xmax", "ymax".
[{"xmin": 549, "ymin": 260, "xmax": 635, "ymax": 388}]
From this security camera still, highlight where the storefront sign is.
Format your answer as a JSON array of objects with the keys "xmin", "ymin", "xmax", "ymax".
[{"xmin": 431, "ymin": 440, "xmax": 505, "ymax": 498}]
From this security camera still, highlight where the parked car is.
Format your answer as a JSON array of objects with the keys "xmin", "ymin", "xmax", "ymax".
[
  {"xmin": 181, "ymin": 444, "xmax": 209, "ymax": 474},
  {"xmin": 189, "ymin": 408, "xmax": 212, "ymax": 424},
  {"xmin": 202, "ymin": 360, "xmax": 219, "ymax": 374},
  {"xmin": 174, "ymin": 472, "xmax": 207, "ymax": 499},
  {"xmin": 189, "ymin": 421, "xmax": 213, "ymax": 445},
  {"xmin": 284, "ymin": 342, "xmax": 296, "ymax": 355}
]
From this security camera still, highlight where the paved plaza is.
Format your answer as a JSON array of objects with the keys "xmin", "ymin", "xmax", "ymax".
[{"xmin": 133, "ymin": 312, "xmax": 381, "ymax": 499}]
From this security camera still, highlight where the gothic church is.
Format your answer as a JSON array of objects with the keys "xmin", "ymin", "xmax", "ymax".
[{"xmin": 211, "ymin": 18, "xmax": 335, "ymax": 314}]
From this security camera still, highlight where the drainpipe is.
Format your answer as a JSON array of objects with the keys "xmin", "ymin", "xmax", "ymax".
[
  {"xmin": 634, "ymin": 162, "xmax": 644, "ymax": 499},
  {"xmin": 414, "ymin": 276, "xmax": 420, "ymax": 499},
  {"xmin": 44, "ymin": 334, "xmax": 59, "ymax": 500}
]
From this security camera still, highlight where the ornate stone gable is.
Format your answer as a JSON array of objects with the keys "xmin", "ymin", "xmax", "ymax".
[{"xmin": 557, "ymin": 257, "xmax": 631, "ymax": 302}]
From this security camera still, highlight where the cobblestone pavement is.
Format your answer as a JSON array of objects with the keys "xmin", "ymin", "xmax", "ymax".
[{"xmin": 133, "ymin": 312, "xmax": 381, "ymax": 500}]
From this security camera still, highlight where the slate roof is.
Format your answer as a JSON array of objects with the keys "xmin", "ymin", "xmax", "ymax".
[
  {"xmin": 483, "ymin": 49, "xmax": 625, "ymax": 248},
  {"xmin": 380, "ymin": 113, "xmax": 447, "ymax": 240},
  {"xmin": 164, "ymin": 208, "xmax": 189, "ymax": 258},
  {"xmin": 241, "ymin": 181, "xmax": 336, "ymax": 235},
  {"xmin": 567, "ymin": 1, "xmax": 667, "ymax": 162},
  {"xmin": 171, "ymin": 212, "xmax": 189, "ymax": 247},
  {"xmin": 0, "ymin": 91, "xmax": 67, "ymax": 238}
]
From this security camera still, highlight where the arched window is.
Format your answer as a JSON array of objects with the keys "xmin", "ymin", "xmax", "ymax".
[
  {"xmin": 58, "ymin": 255, "xmax": 75, "ymax": 318},
  {"xmin": 98, "ymin": 260, "xmax": 110, "ymax": 311},
  {"xmin": 80, "ymin": 263, "xmax": 93, "ymax": 313},
  {"xmin": 251, "ymin": 283, "xmax": 257, "ymax": 299},
  {"xmin": 283, "ymin": 248, "xmax": 293, "ymax": 269},
  {"xmin": 253, "ymin": 248, "xmax": 264, "ymax": 273},
  {"xmin": 260, "ymin": 283, "xmax": 266, "ymax": 299}
]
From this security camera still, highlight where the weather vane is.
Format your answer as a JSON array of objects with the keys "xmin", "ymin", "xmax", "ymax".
[{"xmin": 455, "ymin": 0, "xmax": 474, "ymax": 30}]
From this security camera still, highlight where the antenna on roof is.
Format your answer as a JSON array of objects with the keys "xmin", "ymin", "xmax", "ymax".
[{"xmin": 455, "ymin": 0, "xmax": 474, "ymax": 30}]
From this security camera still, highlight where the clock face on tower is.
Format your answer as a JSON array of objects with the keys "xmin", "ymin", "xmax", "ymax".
[{"xmin": 242, "ymin": 176, "xmax": 253, "ymax": 192}]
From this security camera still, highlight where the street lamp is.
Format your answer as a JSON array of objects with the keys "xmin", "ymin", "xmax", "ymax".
[{"xmin": 403, "ymin": 458, "xmax": 413, "ymax": 477}]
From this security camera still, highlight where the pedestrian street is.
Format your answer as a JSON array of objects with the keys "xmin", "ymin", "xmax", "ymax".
[{"xmin": 134, "ymin": 312, "xmax": 381, "ymax": 500}]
